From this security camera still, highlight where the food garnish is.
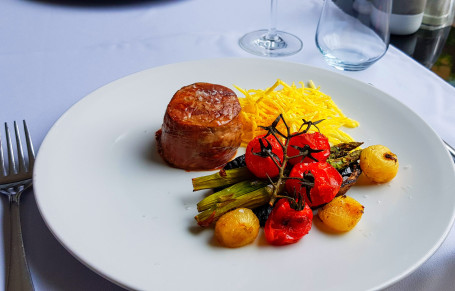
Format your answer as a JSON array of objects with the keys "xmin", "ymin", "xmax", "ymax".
[
  {"xmin": 317, "ymin": 195, "xmax": 364, "ymax": 232},
  {"xmin": 287, "ymin": 131, "xmax": 330, "ymax": 165},
  {"xmin": 360, "ymin": 145, "xmax": 399, "ymax": 183},
  {"xmin": 245, "ymin": 134, "xmax": 284, "ymax": 179},
  {"xmin": 286, "ymin": 161, "xmax": 342, "ymax": 208},
  {"xmin": 162, "ymin": 81, "xmax": 401, "ymax": 248},
  {"xmin": 215, "ymin": 208, "xmax": 260, "ymax": 248},
  {"xmin": 193, "ymin": 114, "xmax": 368, "ymax": 243},
  {"xmin": 191, "ymin": 112, "xmax": 400, "ymax": 247},
  {"xmin": 264, "ymin": 198, "xmax": 313, "ymax": 245},
  {"xmin": 236, "ymin": 79, "xmax": 359, "ymax": 146}
]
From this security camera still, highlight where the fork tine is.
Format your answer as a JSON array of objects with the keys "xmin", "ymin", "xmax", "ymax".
[
  {"xmin": 23, "ymin": 120, "xmax": 35, "ymax": 171},
  {"xmin": 0, "ymin": 130, "xmax": 5, "ymax": 176},
  {"xmin": 14, "ymin": 121, "xmax": 26, "ymax": 173},
  {"xmin": 5, "ymin": 122, "xmax": 17, "ymax": 175}
]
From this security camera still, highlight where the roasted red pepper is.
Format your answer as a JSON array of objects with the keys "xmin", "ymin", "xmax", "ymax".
[
  {"xmin": 264, "ymin": 198, "xmax": 313, "ymax": 245},
  {"xmin": 285, "ymin": 162, "xmax": 342, "ymax": 208},
  {"xmin": 245, "ymin": 134, "xmax": 283, "ymax": 179},
  {"xmin": 287, "ymin": 132, "xmax": 330, "ymax": 165}
]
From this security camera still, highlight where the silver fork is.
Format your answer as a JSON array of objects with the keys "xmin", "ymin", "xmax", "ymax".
[
  {"xmin": 0, "ymin": 121, "xmax": 35, "ymax": 291},
  {"xmin": 444, "ymin": 140, "xmax": 455, "ymax": 162}
]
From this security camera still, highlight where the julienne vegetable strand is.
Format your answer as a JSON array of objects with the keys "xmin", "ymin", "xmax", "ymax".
[{"xmin": 236, "ymin": 79, "xmax": 359, "ymax": 146}]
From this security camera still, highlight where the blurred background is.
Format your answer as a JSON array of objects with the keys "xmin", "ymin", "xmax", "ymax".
[{"xmin": 390, "ymin": 0, "xmax": 455, "ymax": 86}]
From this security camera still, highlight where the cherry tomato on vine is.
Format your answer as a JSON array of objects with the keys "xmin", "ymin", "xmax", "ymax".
[
  {"xmin": 264, "ymin": 198, "xmax": 313, "ymax": 246},
  {"xmin": 287, "ymin": 132, "xmax": 330, "ymax": 165},
  {"xmin": 245, "ymin": 134, "xmax": 284, "ymax": 178},
  {"xmin": 285, "ymin": 162, "xmax": 342, "ymax": 208}
]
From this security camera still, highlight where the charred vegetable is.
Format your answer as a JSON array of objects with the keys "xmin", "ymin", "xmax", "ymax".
[
  {"xmin": 193, "ymin": 115, "xmax": 364, "ymax": 228},
  {"xmin": 318, "ymin": 195, "xmax": 364, "ymax": 232},
  {"xmin": 337, "ymin": 163, "xmax": 362, "ymax": 196},
  {"xmin": 253, "ymin": 203, "xmax": 274, "ymax": 227},
  {"xmin": 223, "ymin": 155, "xmax": 246, "ymax": 170},
  {"xmin": 192, "ymin": 167, "xmax": 254, "ymax": 191},
  {"xmin": 215, "ymin": 208, "xmax": 260, "ymax": 248},
  {"xmin": 329, "ymin": 142, "xmax": 363, "ymax": 159},
  {"xmin": 360, "ymin": 145, "xmax": 398, "ymax": 183},
  {"xmin": 264, "ymin": 198, "xmax": 313, "ymax": 245}
]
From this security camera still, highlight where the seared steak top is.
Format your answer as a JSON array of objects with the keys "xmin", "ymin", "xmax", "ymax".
[{"xmin": 166, "ymin": 82, "xmax": 241, "ymax": 127}]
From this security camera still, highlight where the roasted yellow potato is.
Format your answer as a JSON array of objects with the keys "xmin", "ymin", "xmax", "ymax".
[
  {"xmin": 317, "ymin": 195, "xmax": 364, "ymax": 232},
  {"xmin": 360, "ymin": 145, "xmax": 399, "ymax": 183},
  {"xmin": 215, "ymin": 208, "xmax": 260, "ymax": 248}
]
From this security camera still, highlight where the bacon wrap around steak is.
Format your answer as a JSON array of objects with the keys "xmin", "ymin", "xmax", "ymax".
[{"xmin": 157, "ymin": 82, "xmax": 242, "ymax": 170}]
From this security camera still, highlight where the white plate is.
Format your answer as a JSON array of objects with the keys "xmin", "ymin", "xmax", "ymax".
[{"xmin": 34, "ymin": 58, "xmax": 455, "ymax": 291}]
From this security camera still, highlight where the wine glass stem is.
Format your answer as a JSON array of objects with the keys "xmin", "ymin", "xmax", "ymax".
[{"xmin": 266, "ymin": 0, "xmax": 278, "ymax": 40}]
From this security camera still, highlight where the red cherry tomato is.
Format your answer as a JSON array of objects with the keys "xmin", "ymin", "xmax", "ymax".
[
  {"xmin": 264, "ymin": 198, "xmax": 313, "ymax": 246},
  {"xmin": 285, "ymin": 162, "xmax": 342, "ymax": 208},
  {"xmin": 245, "ymin": 134, "xmax": 284, "ymax": 179},
  {"xmin": 287, "ymin": 132, "xmax": 330, "ymax": 165}
]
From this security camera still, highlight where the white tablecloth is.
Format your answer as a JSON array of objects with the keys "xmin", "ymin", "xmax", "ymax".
[{"xmin": 1, "ymin": 0, "xmax": 454, "ymax": 290}]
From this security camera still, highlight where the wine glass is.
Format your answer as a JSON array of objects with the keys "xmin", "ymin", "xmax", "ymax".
[{"xmin": 239, "ymin": 0, "xmax": 303, "ymax": 57}]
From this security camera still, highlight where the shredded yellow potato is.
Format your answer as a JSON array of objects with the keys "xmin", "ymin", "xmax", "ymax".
[{"xmin": 235, "ymin": 79, "xmax": 359, "ymax": 146}]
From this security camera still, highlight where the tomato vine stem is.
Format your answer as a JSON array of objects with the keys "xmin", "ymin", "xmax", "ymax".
[{"xmin": 260, "ymin": 114, "xmax": 322, "ymax": 206}]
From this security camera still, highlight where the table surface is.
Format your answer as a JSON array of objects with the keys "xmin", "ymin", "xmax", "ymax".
[{"xmin": 1, "ymin": 0, "xmax": 455, "ymax": 290}]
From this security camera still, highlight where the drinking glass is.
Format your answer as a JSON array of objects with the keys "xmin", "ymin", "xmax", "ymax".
[
  {"xmin": 315, "ymin": 0, "xmax": 392, "ymax": 71},
  {"xmin": 421, "ymin": 0, "xmax": 455, "ymax": 29},
  {"xmin": 239, "ymin": 0, "xmax": 303, "ymax": 57}
]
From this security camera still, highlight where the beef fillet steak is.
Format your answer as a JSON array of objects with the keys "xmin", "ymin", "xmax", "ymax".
[{"xmin": 156, "ymin": 82, "xmax": 242, "ymax": 170}]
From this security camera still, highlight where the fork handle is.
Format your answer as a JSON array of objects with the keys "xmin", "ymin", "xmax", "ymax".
[{"xmin": 7, "ymin": 198, "xmax": 35, "ymax": 291}]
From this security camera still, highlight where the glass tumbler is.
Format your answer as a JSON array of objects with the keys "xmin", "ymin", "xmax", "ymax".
[
  {"xmin": 421, "ymin": 0, "xmax": 455, "ymax": 29},
  {"xmin": 315, "ymin": 0, "xmax": 393, "ymax": 71}
]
